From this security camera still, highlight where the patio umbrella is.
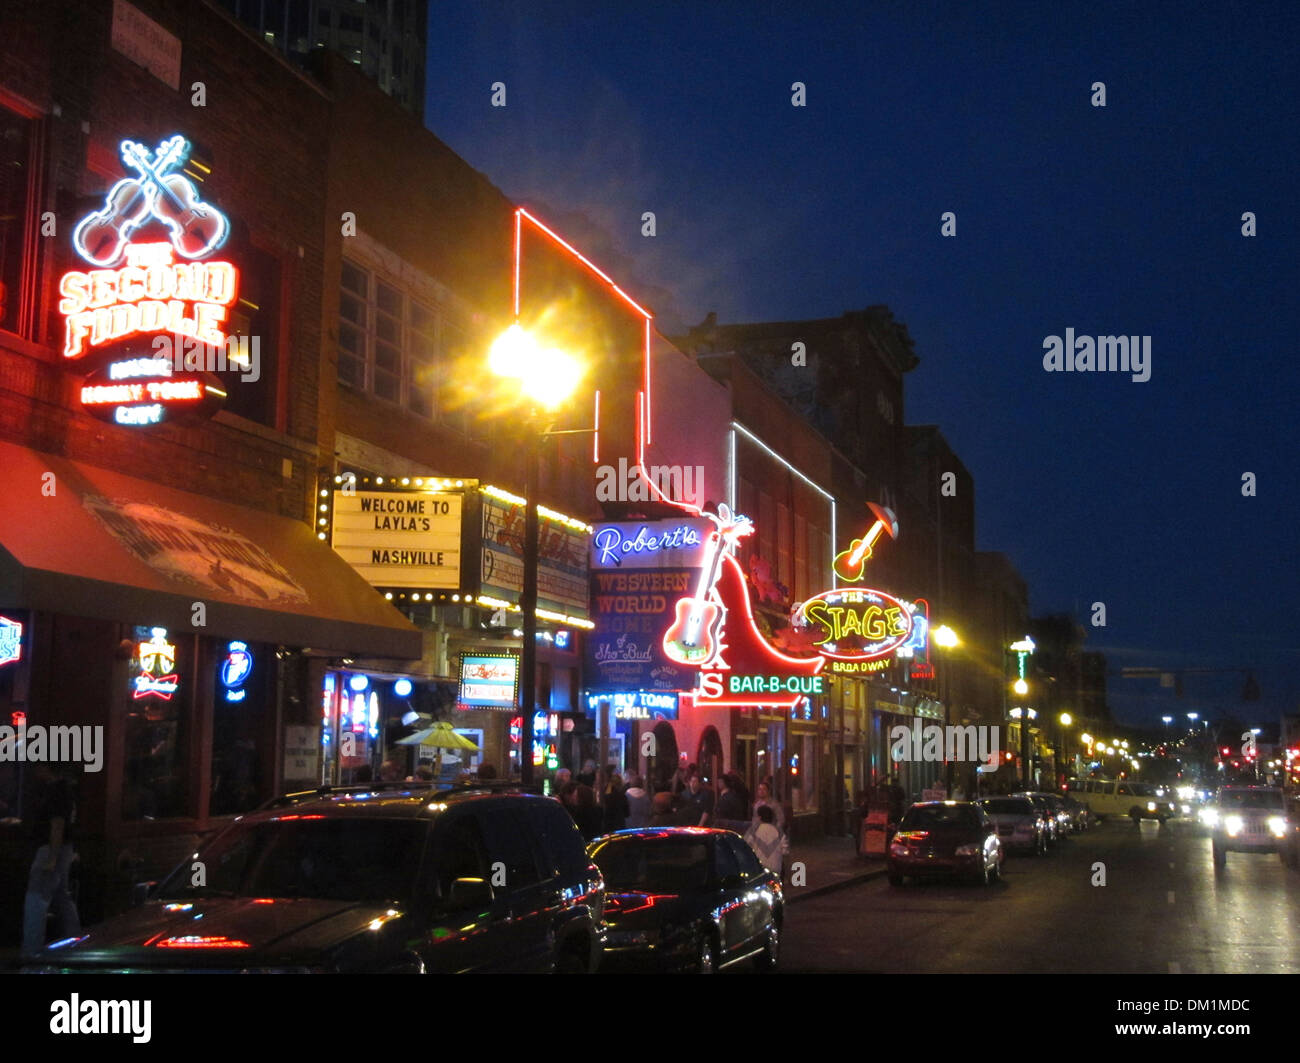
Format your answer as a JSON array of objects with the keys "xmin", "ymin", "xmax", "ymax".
[{"xmin": 396, "ymin": 721, "xmax": 479, "ymax": 750}]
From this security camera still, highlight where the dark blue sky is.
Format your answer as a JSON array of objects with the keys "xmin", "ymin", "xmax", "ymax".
[{"xmin": 425, "ymin": 1, "xmax": 1300, "ymax": 731}]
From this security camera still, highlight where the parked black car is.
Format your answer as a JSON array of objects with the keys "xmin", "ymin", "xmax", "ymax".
[
  {"xmin": 888, "ymin": 801, "xmax": 1004, "ymax": 886},
  {"xmin": 587, "ymin": 827, "xmax": 782, "ymax": 973},
  {"xmin": 24, "ymin": 783, "xmax": 605, "ymax": 973}
]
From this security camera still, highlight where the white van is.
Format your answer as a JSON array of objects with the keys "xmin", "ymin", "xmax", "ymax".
[{"xmin": 1068, "ymin": 778, "xmax": 1178, "ymax": 822}]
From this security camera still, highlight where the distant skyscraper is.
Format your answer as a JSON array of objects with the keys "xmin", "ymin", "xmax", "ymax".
[{"xmin": 216, "ymin": 0, "xmax": 426, "ymax": 120}]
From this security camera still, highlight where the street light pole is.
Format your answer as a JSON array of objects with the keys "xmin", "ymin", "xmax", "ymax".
[{"xmin": 519, "ymin": 422, "xmax": 540, "ymax": 788}]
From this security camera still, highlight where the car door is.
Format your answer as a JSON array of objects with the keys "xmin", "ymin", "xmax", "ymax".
[
  {"xmin": 725, "ymin": 834, "xmax": 772, "ymax": 948},
  {"xmin": 710, "ymin": 837, "xmax": 749, "ymax": 962},
  {"xmin": 416, "ymin": 811, "xmax": 502, "ymax": 973},
  {"xmin": 477, "ymin": 803, "xmax": 553, "ymax": 972}
]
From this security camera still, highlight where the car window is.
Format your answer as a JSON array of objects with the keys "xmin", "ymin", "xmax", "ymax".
[
  {"xmin": 713, "ymin": 837, "xmax": 741, "ymax": 881},
  {"xmin": 431, "ymin": 813, "xmax": 491, "ymax": 900},
  {"xmin": 589, "ymin": 837, "xmax": 710, "ymax": 893},
  {"xmin": 984, "ymin": 798, "xmax": 1034, "ymax": 815},
  {"xmin": 900, "ymin": 805, "xmax": 979, "ymax": 829},
  {"xmin": 158, "ymin": 816, "xmax": 426, "ymax": 904},
  {"xmin": 527, "ymin": 799, "xmax": 589, "ymax": 882},
  {"xmin": 478, "ymin": 805, "xmax": 542, "ymax": 888},
  {"xmin": 1117, "ymin": 785, "xmax": 1131, "ymax": 796},
  {"xmin": 727, "ymin": 834, "xmax": 765, "ymax": 877}
]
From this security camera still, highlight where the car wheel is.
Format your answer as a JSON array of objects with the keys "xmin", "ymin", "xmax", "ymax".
[
  {"xmin": 888, "ymin": 872, "xmax": 905, "ymax": 887},
  {"xmin": 753, "ymin": 923, "xmax": 780, "ymax": 972},
  {"xmin": 1212, "ymin": 842, "xmax": 1226, "ymax": 869},
  {"xmin": 696, "ymin": 932, "xmax": 717, "ymax": 974}
]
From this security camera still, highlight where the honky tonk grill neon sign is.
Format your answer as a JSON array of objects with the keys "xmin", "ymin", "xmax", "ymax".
[{"xmin": 63, "ymin": 136, "xmax": 236, "ymax": 360}]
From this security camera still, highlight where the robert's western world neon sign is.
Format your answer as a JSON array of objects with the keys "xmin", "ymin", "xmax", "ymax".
[{"xmin": 64, "ymin": 136, "xmax": 236, "ymax": 362}]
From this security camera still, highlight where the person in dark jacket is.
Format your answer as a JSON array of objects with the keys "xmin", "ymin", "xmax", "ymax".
[{"xmin": 601, "ymin": 769, "xmax": 629, "ymax": 834}]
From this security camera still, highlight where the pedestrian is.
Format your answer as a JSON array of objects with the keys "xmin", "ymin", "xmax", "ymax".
[
  {"xmin": 681, "ymin": 772, "xmax": 715, "ymax": 826},
  {"xmin": 714, "ymin": 772, "xmax": 749, "ymax": 832},
  {"xmin": 649, "ymin": 791, "xmax": 677, "ymax": 827},
  {"xmin": 577, "ymin": 759, "xmax": 598, "ymax": 788},
  {"xmin": 601, "ymin": 768, "xmax": 629, "ymax": 834},
  {"xmin": 22, "ymin": 764, "xmax": 81, "ymax": 957},
  {"xmin": 624, "ymin": 774, "xmax": 651, "ymax": 828},
  {"xmin": 670, "ymin": 761, "xmax": 694, "ymax": 796},
  {"xmin": 744, "ymin": 805, "xmax": 788, "ymax": 878},
  {"xmin": 571, "ymin": 780, "xmax": 603, "ymax": 840},
  {"xmin": 552, "ymin": 767, "xmax": 572, "ymax": 798},
  {"xmin": 751, "ymin": 781, "xmax": 785, "ymax": 836}
]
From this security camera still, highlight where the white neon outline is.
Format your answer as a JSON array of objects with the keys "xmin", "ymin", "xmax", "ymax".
[{"xmin": 729, "ymin": 421, "xmax": 837, "ymax": 585}]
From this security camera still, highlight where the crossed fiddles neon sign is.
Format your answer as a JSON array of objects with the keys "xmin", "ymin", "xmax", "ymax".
[{"xmin": 73, "ymin": 135, "xmax": 229, "ymax": 268}]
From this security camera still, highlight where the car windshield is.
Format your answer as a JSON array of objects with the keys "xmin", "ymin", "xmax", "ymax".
[
  {"xmin": 589, "ymin": 837, "xmax": 710, "ymax": 894},
  {"xmin": 1218, "ymin": 790, "xmax": 1283, "ymax": 810},
  {"xmin": 983, "ymin": 799, "xmax": 1034, "ymax": 815},
  {"xmin": 157, "ymin": 816, "xmax": 427, "ymax": 904},
  {"xmin": 901, "ymin": 805, "xmax": 979, "ymax": 829}
]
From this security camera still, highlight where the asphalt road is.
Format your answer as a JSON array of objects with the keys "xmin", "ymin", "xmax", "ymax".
[{"xmin": 780, "ymin": 818, "xmax": 1300, "ymax": 974}]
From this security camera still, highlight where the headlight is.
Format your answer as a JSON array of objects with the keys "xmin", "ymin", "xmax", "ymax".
[
  {"xmin": 955, "ymin": 844, "xmax": 981, "ymax": 856},
  {"xmin": 1147, "ymin": 802, "xmax": 1157, "ymax": 812},
  {"xmin": 1268, "ymin": 816, "xmax": 1287, "ymax": 838},
  {"xmin": 1200, "ymin": 808, "xmax": 1219, "ymax": 827},
  {"xmin": 1225, "ymin": 815, "xmax": 1244, "ymax": 836}
]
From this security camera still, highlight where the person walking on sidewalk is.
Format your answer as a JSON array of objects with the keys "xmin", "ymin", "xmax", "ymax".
[
  {"xmin": 22, "ymin": 763, "xmax": 81, "ymax": 956},
  {"xmin": 745, "ymin": 805, "xmax": 788, "ymax": 878}
]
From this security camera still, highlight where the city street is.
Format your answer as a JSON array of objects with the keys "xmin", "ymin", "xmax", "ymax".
[{"xmin": 782, "ymin": 821, "xmax": 1300, "ymax": 974}]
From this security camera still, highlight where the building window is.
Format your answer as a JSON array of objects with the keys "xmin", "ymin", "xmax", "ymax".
[
  {"xmin": 0, "ymin": 105, "xmax": 34, "ymax": 336},
  {"xmin": 338, "ymin": 258, "xmax": 460, "ymax": 423}
]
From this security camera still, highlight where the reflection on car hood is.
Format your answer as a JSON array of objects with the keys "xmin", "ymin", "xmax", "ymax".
[
  {"xmin": 41, "ymin": 897, "xmax": 401, "ymax": 966},
  {"xmin": 603, "ymin": 891, "xmax": 694, "ymax": 931}
]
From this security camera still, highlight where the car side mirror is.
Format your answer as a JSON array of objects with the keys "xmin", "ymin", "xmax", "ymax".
[
  {"xmin": 448, "ymin": 877, "xmax": 495, "ymax": 908},
  {"xmin": 129, "ymin": 881, "xmax": 156, "ymax": 908}
]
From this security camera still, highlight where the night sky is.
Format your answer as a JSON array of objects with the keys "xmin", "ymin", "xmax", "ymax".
[{"xmin": 424, "ymin": 2, "xmax": 1300, "ymax": 732}]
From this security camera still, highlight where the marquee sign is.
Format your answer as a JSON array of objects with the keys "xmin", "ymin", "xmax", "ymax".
[{"xmin": 80, "ymin": 355, "xmax": 226, "ymax": 427}]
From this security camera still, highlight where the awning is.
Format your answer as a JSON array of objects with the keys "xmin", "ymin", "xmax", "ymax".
[{"xmin": 0, "ymin": 440, "xmax": 422, "ymax": 659}]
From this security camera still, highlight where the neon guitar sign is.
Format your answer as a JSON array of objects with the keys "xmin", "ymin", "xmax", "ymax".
[
  {"xmin": 662, "ymin": 504, "xmax": 752, "ymax": 667},
  {"xmin": 832, "ymin": 502, "xmax": 898, "ymax": 582}
]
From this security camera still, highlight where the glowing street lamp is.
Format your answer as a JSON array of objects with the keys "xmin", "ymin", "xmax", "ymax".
[
  {"xmin": 488, "ymin": 323, "xmax": 585, "ymax": 786},
  {"xmin": 1013, "ymin": 678, "xmax": 1029, "ymax": 697}
]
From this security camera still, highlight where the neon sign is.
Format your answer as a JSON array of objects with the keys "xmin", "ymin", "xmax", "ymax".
[
  {"xmin": 220, "ymin": 641, "xmax": 253, "ymax": 703},
  {"xmin": 80, "ymin": 357, "xmax": 225, "ymax": 426},
  {"xmin": 64, "ymin": 135, "xmax": 237, "ymax": 371},
  {"xmin": 593, "ymin": 524, "xmax": 703, "ymax": 567},
  {"xmin": 0, "ymin": 616, "xmax": 23, "ymax": 666},
  {"xmin": 584, "ymin": 691, "xmax": 679, "ymax": 720},
  {"xmin": 134, "ymin": 627, "xmax": 179, "ymax": 700},
  {"xmin": 832, "ymin": 503, "xmax": 898, "ymax": 582},
  {"xmin": 794, "ymin": 587, "xmax": 913, "ymax": 661},
  {"xmin": 73, "ymin": 136, "xmax": 229, "ymax": 267},
  {"xmin": 60, "ymin": 241, "xmax": 239, "ymax": 359}
]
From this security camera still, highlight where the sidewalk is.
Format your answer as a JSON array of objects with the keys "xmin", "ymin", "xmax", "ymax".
[{"xmin": 783, "ymin": 833, "xmax": 887, "ymax": 904}]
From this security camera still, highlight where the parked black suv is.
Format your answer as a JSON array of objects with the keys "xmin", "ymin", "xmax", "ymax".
[{"xmin": 24, "ymin": 783, "xmax": 605, "ymax": 973}]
